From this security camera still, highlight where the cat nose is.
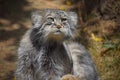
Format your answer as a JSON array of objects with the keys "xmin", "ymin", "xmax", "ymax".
[{"xmin": 56, "ymin": 25, "xmax": 62, "ymax": 29}]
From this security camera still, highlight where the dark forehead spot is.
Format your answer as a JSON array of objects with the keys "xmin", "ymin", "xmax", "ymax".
[
  {"xmin": 46, "ymin": 13, "xmax": 56, "ymax": 17},
  {"xmin": 56, "ymin": 11, "xmax": 67, "ymax": 17},
  {"xmin": 44, "ymin": 9, "xmax": 67, "ymax": 17}
]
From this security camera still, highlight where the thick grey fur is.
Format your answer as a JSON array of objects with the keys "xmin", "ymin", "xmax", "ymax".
[{"xmin": 16, "ymin": 9, "xmax": 100, "ymax": 80}]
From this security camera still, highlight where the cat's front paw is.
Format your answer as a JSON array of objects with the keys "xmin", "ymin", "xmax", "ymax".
[{"xmin": 61, "ymin": 74, "xmax": 79, "ymax": 80}]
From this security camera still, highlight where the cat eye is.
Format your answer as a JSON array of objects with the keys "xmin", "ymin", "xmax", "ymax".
[
  {"xmin": 47, "ymin": 17, "xmax": 54, "ymax": 21},
  {"xmin": 46, "ymin": 17, "xmax": 54, "ymax": 25},
  {"xmin": 61, "ymin": 18, "xmax": 67, "ymax": 22}
]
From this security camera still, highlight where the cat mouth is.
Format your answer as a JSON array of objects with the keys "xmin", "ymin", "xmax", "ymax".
[
  {"xmin": 54, "ymin": 30, "xmax": 62, "ymax": 35},
  {"xmin": 47, "ymin": 30, "xmax": 65, "ymax": 42}
]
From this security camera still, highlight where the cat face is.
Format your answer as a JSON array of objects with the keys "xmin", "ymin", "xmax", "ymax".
[{"xmin": 31, "ymin": 9, "xmax": 78, "ymax": 42}]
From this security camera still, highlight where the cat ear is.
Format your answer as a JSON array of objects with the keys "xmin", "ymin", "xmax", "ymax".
[
  {"xmin": 31, "ymin": 10, "xmax": 43, "ymax": 27},
  {"xmin": 68, "ymin": 12, "xmax": 78, "ymax": 26}
]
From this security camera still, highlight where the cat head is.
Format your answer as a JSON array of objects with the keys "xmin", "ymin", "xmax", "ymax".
[{"xmin": 30, "ymin": 9, "xmax": 78, "ymax": 43}]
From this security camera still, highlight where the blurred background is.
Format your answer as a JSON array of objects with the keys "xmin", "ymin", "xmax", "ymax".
[{"xmin": 0, "ymin": 0, "xmax": 120, "ymax": 80}]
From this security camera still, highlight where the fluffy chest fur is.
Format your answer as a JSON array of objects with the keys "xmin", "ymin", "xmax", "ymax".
[{"xmin": 32, "ymin": 43, "xmax": 72, "ymax": 80}]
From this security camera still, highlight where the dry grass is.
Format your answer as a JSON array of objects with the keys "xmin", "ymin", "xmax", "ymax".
[{"xmin": 81, "ymin": 18, "xmax": 120, "ymax": 80}]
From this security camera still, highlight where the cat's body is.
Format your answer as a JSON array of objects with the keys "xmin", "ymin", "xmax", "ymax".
[{"xmin": 16, "ymin": 9, "xmax": 99, "ymax": 80}]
